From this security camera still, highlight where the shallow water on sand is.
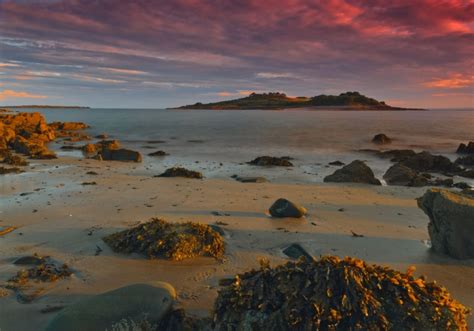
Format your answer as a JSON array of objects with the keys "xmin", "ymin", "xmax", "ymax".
[{"xmin": 14, "ymin": 108, "xmax": 474, "ymax": 184}]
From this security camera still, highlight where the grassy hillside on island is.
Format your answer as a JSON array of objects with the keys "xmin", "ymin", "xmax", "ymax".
[{"xmin": 175, "ymin": 91, "xmax": 421, "ymax": 110}]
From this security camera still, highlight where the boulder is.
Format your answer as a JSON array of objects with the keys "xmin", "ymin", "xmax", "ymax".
[
  {"xmin": 459, "ymin": 169, "xmax": 474, "ymax": 179},
  {"xmin": 324, "ymin": 160, "xmax": 381, "ymax": 185},
  {"xmin": 269, "ymin": 198, "xmax": 307, "ymax": 218},
  {"xmin": 95, "ymin": 134, "xmax": 108, "ymax": 139},
  {"xmin": 455, "ymin": 155, "xmax": 474, "ymax": 167},
  {"xmin": 372, "ymin": 133, "xmax": 392, "ymax": 145},
  {"xmin": 101, "ymin": 148, "xmax": 142, "ymax": 162},
  {"xmin": 45, "ymin": 282, "xmax": 176, "ymax": 331},
  {"xmin": 328, "ymin": 160, "xmax": 345, "ymax": 166},
  {"xmin": 157, "ymin": 167, "xmax": 203, "ymax": 179},
  {"xmin": 82, "ymin": 143, "xmax": 97, "ymax": 155},
  {"xmin": 49, "ymin": 122, "xmax": 89, "ymax": 131},
  {"xmin": 417, "ymin": 189, "xmax": 474, "ymax": 259},
  {"xmin": 375, "ymin": 149, "xmax": 416, "ymax": 162},
  {"xmin": 247, "ymin": 156, "xmax": 293, "ymax": 167},
  {"xmin": 456, "ymin": 141, "xmax": 474, "ymax": 154},
  {"xmin": 383, "ymin": 163, "xmax": 426, "ymax": 186},
  {"xmin": 400, "ymin": 151, "xmax": 460, "ymax": 174}
]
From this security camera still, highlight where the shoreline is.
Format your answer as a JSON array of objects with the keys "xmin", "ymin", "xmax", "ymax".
[{"xmin": 1, "ymin": 156, "xmax": 473, "ymax": 329}]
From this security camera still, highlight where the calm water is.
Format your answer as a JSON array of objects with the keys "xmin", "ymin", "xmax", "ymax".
[{"xmin": 14, "ymin": 108, "xmax": 474, "ymax": 184}]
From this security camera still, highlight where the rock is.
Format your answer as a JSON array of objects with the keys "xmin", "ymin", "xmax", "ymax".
[
  {"xmin": 157, "ymin": 167, "xmax": 203, "ymax": 179},
  {"xmin": 101, "ymin": 148, "xmax": 142, "ymax": 162},
  {"xmin": 235, "ymin": 176, "xmax": 267, "ymax": 183},
  {"xmin": 455, "ymin": 155, "xmax": 474, "ymax": 167},
  {"xmin": 459, "ymin": 169, "xmax": 474, "ymax": 179},
  {"xmin": 95, "ymin": 134, "xmax": 108, "ymax": 139},
  {"xmin": 269, "ymin": 198, "xmax": 307, "ymax": 218},
  {"xmin": 453, "ymin": 182, "xmax": 471, "ymax": 190},
  {"xmin": 375, "ymin": 149, "xmax": 416, "ymax": 162},
  {"xmin": 13, "ymin": 255, "xmax": 45, "ymax": 266},
  {"xmin": 60, "ymin": 145, "xmax": 82, "ymax": 151},
  {"xmin": 456, "ymin": 141, "xmax": 474, "ymax": 154},
  {"xmin": 96, "ymin": 139, "xmax": 120, "ymax": 150},
  {"xmin": 417, "ymin": 189, "xmax": 474, "ymax": 259},
  {"xmin": 247, "ymin": 156, "xmax": 293, "ymax": 167},
  {"xmin": 283, "ymin": 244, "xmax": 313, "ymax": 260},
  {"xmin": 45, "ymin": 282, "xmax": 176, "ymax": 331},
  {"xmin": 324, "ymin": 160, "xmax": 381, "ymax": 185},
  {"xmin": 82, "ymin": 143, "xmax": 97, "ymax": 155},
  {"xmin": 3, "ymin": 153, "xmax": 29, "ymax": 166},
  {"xmin": 372, "ymin": 133, "xmax": 392, "ymax": 144},
  {"xmin": 148, "ymin": 150, "xmax": 168, "ymax": 156},
  {"xmin": 49, "ymin": 122, "xmax": 89, "ymax": 131},
  {"xmin": 328, "ymin": 160, "xmax": 345, "ymax": 166},
  {"xmin": 400, "ymin": 151, "xmax": 461, "ymax": 174},
  {"xmin": 0, "ymin": 166, "xmax": 23, "ymax": 174},
  {"xmin": 383, "ymin": 163, "xmax": 421, "ymax": 186}
]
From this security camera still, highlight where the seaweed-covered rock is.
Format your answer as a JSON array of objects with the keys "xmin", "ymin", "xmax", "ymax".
[
  {"xmin": 269, "ymin": 198, "xmax": 307, "ymax": 218},
  {"xmin": 157, "ymin": 167, "xmax": 203, "ymax": 179},
  {"xmin": 45, "ymin": 282, "xmax": 175, "ymax": 331},
  {"xmin": 418, "ymin": 189, "xmax": 474, "ymax": 259},
  {"xmin": 213, "ymin": 256, "xmax": 469, "ymax": 330},
  {"xmin": 247, "ymin": 156, "xmax": 293, "ymax": 167},
  {"xmin": 372, "ymin": 133, "xmax": 392, "ymax": 144},
  {"xmin": 103, "ymin": 218, "xmax": 224, "ymax": 261},
  {"xmin": 456, "ymin": 141, "xmax": 474, "ymax": 154},
  {"xmin": 324, "ymin": 160, "xmax": 381, "ymax": 185}
]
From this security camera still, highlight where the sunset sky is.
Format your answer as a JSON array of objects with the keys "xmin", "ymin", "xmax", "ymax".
[{"xmin": 0, "ymin": 0, "xmax": 473, "ymax": 108}]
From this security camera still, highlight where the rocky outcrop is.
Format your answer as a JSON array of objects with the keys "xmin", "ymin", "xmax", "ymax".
[
  {"xmin": 372, "ymin": 133, "xmax": 392, "ymax": 144},
  {"xmin": 269, "ymin": 198, "xmax": 307, "ymax": 218},
  {"xmin": 383, "ymin": 163, "xmax": 428, "ymax": 186},
  {"xmin": 45, "ymin": 282, "xmax": 176, "ymax": 331},
  {"xmin": 157, "ymin": 167, "xmax": 203, "ymax": 179},
  {"xmin": 49, "ymin": 121, "xmax": 89, "ymax": 131},
  {"xmin": 324, "ymin": 160, "xmax": 381, "ymax": 185},
  {"xmin": 455, "ymin": 155, "xmax": 474, "ymax": 167},
  {"xmin": 417, "ymin": 189, "xmax": 474, "ymax": 259},
  {"xmin": 456, "ymin": 141, "xmax": 474, "ymax": 154},
  {"xmin": 400, "ymin": 151, "xmax": 461, "ymax": 174},
  {"xmin": 247, "ymin": 156, "xmax": 293, "ymax": 167}
]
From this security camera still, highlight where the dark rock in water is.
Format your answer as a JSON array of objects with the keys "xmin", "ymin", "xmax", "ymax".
[
  {"xmin": 375, "ymin": 149, "xmax": 417, "ymax": 162},
  {"xmin": 3, "ymin": 153, "xmax": 29, "ymax": 166},
  {"xmin": 400, "ymin": 151, "xmax": 461, "ymax": 174},
  {"xmin": 453, "ymin": 182, "xmax": 471, "ymax": 190},
  {"xmin": 95, "ymin": 134, "xmax": 108, "ymax": 139},
  {"xmin": 456, "ymin": 141, "xmax": 474, "ymax": 154},
  {"xmin": 247, "ymin": 156, "xmax": 293, "ymax": 167},
  {"xmin": 49, "ymin": 121, "xmax": 88, "ymax": 130},
  {"xmin": 148, "ymin": 150, "xmax": 169, "ymax": 157},
  {"xmin": 100, "ymin": 148, "xmax": 142, "ymax": 162},
  {"xmin": 81, "ymin": 181, "xmax": 97, "ymax": 185},
  {"xmin": 13, "ymin": 255, "xmax": 45, "ymax": 266},
  {"xmin": 213, "ymin": 256, "xmax": 469, "ymax": 330},
  {"xmin": 235, "ymin": 176, "xmax": 267, "ymax": 183},
  {"xmin": 157, "ymin": 167, "xmax": 203, "ymax": 179},
  {"xmin": 455, "ymin": 155, "xmax": 474, "ymax": 167},
  {"xmin": 461, "ymin": 189, "xmax": 474, "ymax": 198},
  {"xmin": 459, "ymin": 169, "xmax": 474, "ymax": 179},
  {"xmin": 103, "ymin": 218, "xmax": 224, "ymax": 261},
  {"xmin": 86, "ymin": 171, "xmax": 98, "ymax": 175},
  {"xmin": 269, "ymin": 198, "xmax": 307, "ymax": 218},
  {"xmin": 60, "ymin": 145, "xmax": 82, "ymax": 151},
  {"xmin": 432, "ymin": 178, "xmax": 453, "ymax": 187},
  {"xmin": 383, "ymin": 163, "xmax": 424, "ymax": 186},
  {"xmin": 209, "ymin": 224, "xmax": 225, "ymax": 236},
  {"xmin": 418, "ymin": 189, "xmax": 474, "ymax": 259},
  {"xmin": 0, "ymin": 166, "xmax": 23, "ymax": 175},
  {"xmin": 158, "ymin": 308, "xmax": 212, "ymax": 331},
  {"xmin": 45, "ymin": 282, "xmax": 176, "ymax": 331},
  {"xmin": 372, "ymin": 133, "xmax": 392, "ymax": 144},
  {"xmin": 324, "ymin": 160, "xmax": 381, "ymax": 185},
  {"xmin": 283, "ymin": 244, "xmax": 313, "ymax": 260},
  {"xmin": 328, "ymin": 160, "xmax": 345, "ymax": 166}
]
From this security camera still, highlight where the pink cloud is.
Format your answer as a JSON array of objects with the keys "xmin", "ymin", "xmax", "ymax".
[
  {"xmin": 424, "ymin": 74, "xmax": 474, "ymax": 88},
  {"xmin": 0, "ymin": 89, "xmax": 48, "ymax": 101}
]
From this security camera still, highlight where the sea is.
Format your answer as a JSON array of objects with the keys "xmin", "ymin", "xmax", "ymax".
[{"xmin": 10, "ymin": 108, "xmax": 474, "ymax": 185}]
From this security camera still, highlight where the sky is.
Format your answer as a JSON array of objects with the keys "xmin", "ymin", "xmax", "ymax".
[{"xmin": 0, "ymin": 0, "xmax": 473, "ymax": 108}]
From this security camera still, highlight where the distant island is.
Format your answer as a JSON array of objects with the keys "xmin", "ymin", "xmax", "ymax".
[
  {"xmin": 1, "ymin": 105, "xmax": 90, "ymax": 109},
  {"xmin": 174, "ymin": 91, "xmax": 423, "ymax": 110}
]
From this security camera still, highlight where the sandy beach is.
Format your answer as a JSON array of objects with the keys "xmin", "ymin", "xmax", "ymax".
[{"xmin": 1, "ymin": 156, "xmax": 473, "ymax": 330}]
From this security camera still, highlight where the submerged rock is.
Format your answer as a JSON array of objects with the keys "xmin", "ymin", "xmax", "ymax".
[
  {"xmin": 45, "ymin": 282, "xmax": 175, "ymax": 331},
  {"xmin": 214, "ymin": 256, "xmax": 469, "ymax": 330},
  {"xmin": 375, "ymin": 149, "xmax": 417, "ymax": 162},
  {"xmin": 324, "ymin": 160, "xmax": 381, "ymax": 185},
  {"xmin": 417, "ymin": 189, "xmax": 474, "ymax": 259},
  {"xmin": 103, "ymin": 218, "xmax": 224, "ymax": 261},
  {"xmin": 247, "ymin": 156, "xmax": 293, "ymax": 167},
  {"xmin": 157, "ymin": 167, "xmax": 203, "ymax": 179},
  {"xmin": 372, "ymin": 133, "xmax": 392, "ymax": 144},
  {"xmin": 148, "ymin": 150, "xmax": 169, "ymax": 156},
  {"xmin": 269, "ymin": 198, "xmax": 307, "ymax": 218},
  {"xmin": 328, "ymin": 160, "xmax": 345, "ymax": 166},
  {"xmin": 282, "ymin": 243, "xmax": 313, "ymax": 260},
  {"xmin": 13, "ymin": 254, "xmax": 46, "ymax": 266},
  {"xmin": 456, "ymin": 141, "xmax": 474, "ymax": 154},
  {"xmin": 400, "ymin": 151, "xmax": 460, "ymax": 174}
]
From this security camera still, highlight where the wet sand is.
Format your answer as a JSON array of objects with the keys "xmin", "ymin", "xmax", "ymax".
[{"xmin": 0, "ymin": 157, "xmax": 473, "ymax": 330}]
